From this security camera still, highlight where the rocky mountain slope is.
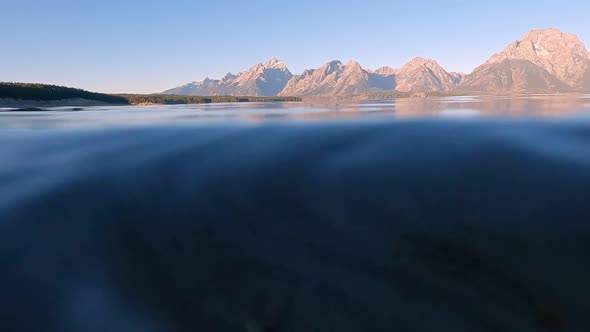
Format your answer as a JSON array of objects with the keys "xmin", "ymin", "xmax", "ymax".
[
  {"xmin": 164, "ymin": 28, "xmax": 590, "ymax": 96},
  {"xmin": 450, "ymin": 72, "xmax": 465, "ymax": 84},
  {"xmin": 394, "ymin": 57, "xmax": 458, "ymax": 92},
  {"xmin": 163, "ymin": 58, "xmax": 293, "ymax": 97},
  {"xmin": 463, "ymin": 28, "xmax": 590, "ymax": 91},
  {"xmin": 280, "ymin": 58, "xmax": 460, "ymax": 96},
  {"xmin": 459, "ymin": 59, "xmax": 570, "ymax": 92},
  {"xmin": 370, "ymin": 66, "xmax": 397, "ymax": 76},
  {"xmin": 279, "ymin": 60, "xmax": 396, "ymax": 96},
  {"xmin": 584, "ymin": 69, "xmax": 590, "ymax": 92}
]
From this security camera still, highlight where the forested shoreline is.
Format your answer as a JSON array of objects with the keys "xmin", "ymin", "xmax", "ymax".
[
  {"xmin": 116, "ymin": 94, "xmax": 301, "ymax": 104},
  {"xmin": 0, "ymin": 82, "xmax": 129, "ymax": 104},
  {"xmin": 0, "ymin": 82, "xmax": 301, "ymax": 106}
]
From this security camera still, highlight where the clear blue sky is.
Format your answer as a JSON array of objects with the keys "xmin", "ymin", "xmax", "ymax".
[{"xmin": 2, "ymin": 0, "xmax": 589, "ymax": 93}]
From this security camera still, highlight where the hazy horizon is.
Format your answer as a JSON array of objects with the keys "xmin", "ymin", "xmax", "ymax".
[{"xmin": 3, "ymin": 0, "xmax": 590, "ymax": 94}]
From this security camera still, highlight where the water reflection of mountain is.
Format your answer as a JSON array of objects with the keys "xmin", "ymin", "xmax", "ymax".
[{"xmin": 392, "ymin": 95, "xmax": 588, "ymax": 118}]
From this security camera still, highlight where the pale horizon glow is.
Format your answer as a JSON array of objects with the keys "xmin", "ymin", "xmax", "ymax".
[{"xmin": 2, "ymin": 0, "xmax": 590, "ymax": 94}]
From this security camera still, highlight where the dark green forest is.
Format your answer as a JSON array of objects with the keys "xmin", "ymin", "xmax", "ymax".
[
  {"xmin": 0, "ymin": 82, "xmax": 129, "ymax": 104},
  {"xmin": 0, "ymin": 82, "xmax": 301, "ymax": 105},
  {"xmin": 116, "ymin": 94, "xmax": 301, "ymax": 105}
]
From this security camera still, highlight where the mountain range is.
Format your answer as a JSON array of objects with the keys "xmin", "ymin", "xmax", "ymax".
[{"xmin": 163, "ymin": 29, "xmax": 590, "ymax": 96}]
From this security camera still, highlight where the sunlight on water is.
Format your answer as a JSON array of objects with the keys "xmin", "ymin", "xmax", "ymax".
[{"xmin": 1, "ymin": 95, "xmax": 590, "ymax": 129}]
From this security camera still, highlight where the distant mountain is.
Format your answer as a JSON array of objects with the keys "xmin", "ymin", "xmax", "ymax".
[
  {"xmin": 164, "ymin": 28, "xmax": 590, "ymax": 96},
  {"xmin": 368, "ymin": 67, "xmax": 397, "ymax": 92},
  {"xmin": 280, "ymin": 60, "xmax": 394, "ymax": 96},
  {"xmin": 394, "ymin": 57, "xmax": 458, "ymax": 92},
  {"xmin": 459, "ymin": 59, "xmax": 570, "ymax": 92},
  {"xmin": 472, "ymin": 28, "xmax": 590, "ymax": 89},
  {"xmin": 371, "ymin": 66, "xmax": 397, "ymax": 76},
  {"xmin": 280, "ymin": 58, "xmax": 455, "ymax": 96},
  {"xmin": 280, "ymin": 60, "xmax": 345, "ymax": 96},
  {"xmin": 450, "ymin": 72, "xmax": 465, "ymax": 84},
  {"xmin": 163, "ymin": 75, "xmax": 234, "ymax": 96},
  {"xmin": 584, "ymin": 68, "xmax": 590, "ymax": 92},
  {"xmin": 163, "ymin": 58, "xmax": 293, "ymax": 97}
]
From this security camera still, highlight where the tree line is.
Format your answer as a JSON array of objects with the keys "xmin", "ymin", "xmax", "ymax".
[
  {"xmin": 0, "ymin": 82, "xmax": 129, "ymax": 104},
  {"xmin": 116, "ymin": 94, "xmax": 302, "ymax": 105},
  {"xmin": 0, "ymin": 82, "xmax": 302, "ymax": 105}
]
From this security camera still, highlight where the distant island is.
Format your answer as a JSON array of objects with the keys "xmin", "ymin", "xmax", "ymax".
[
  {"xmin": 165, "ymin": 28, "xmax": 590, "ymax": 97},
  {"xmin": 0, "ymin": 82, "xmax": 301, "ymax": 109}
]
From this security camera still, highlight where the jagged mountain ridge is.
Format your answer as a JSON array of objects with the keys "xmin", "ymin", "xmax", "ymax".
[
  {"xmin": 394, "ymin": 57, "xmax": 457, "ymax": 92},
  {"xmin": 370, "ymin": 66, "xmax": 397, "ymax": 76},
  {"xmin": 163, "ymin": 57, "xmax": 293, "ymax": 97},
  {"xmin": 166, "ymin": 58, "xmax": 454, "ymax": 97},
  {"xmin": 281, "ymin": 60, "xmax": 371, "ymax": 96},
  {"xmin": 279, "ymin": 60, "xmax": 397, "ymax": 96},
  {"xmin": 459, "ymin": 59, "xmax": 570, "ymax": 92},
  {"xmin": 164, "ymin": 28, "xmax": 590, "ymax": 96},
  {"xmin": 459, "ymin": 28, "xmax": 590, "ymax": 92},
  {"xmin": 478, "ymin": 29, "xmax": 590, "ymax": 88}
]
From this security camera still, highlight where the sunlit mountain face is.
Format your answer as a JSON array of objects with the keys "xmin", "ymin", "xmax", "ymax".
[{"xmin": 164, "ymin": 29, "xmax": 590, "ymax": 97}]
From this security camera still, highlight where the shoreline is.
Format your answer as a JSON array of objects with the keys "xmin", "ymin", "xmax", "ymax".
[
  {"xmin": 0, "ymin": 96, "xmax": 303, "ymax": 110},
  {"xmin": 2, "ymin": 93, "xmax": 587, "ymax": 111},
  {"xmin": 0, "ymin": 98, "xmax": 127, "ymax": 109}
]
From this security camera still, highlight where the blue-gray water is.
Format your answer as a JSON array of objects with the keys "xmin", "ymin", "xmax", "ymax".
[
  {"xmin": 1, "ymin": 95, "xmax": 590, "ymax": 128},
  {"xmin": 1, "ymin": 96, "xmax": 590, "ymax": 332}
]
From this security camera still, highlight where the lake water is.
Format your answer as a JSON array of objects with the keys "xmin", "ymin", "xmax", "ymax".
[
  {"xmin": 2, "ymin": 95, "xmax": 590, "ymax": 331},
  {"xmin": 2, "ymin": 95, "xmax": 590, "ymax": 128}
]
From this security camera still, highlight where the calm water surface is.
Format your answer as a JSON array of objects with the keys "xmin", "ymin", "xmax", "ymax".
[
  {"xmin": 2, "ymin": 95, "xmax": 590, "ymax": 128},
  {"xmin": 2, "ymin": 95, "xmax": 590, "ymax": 331}
]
